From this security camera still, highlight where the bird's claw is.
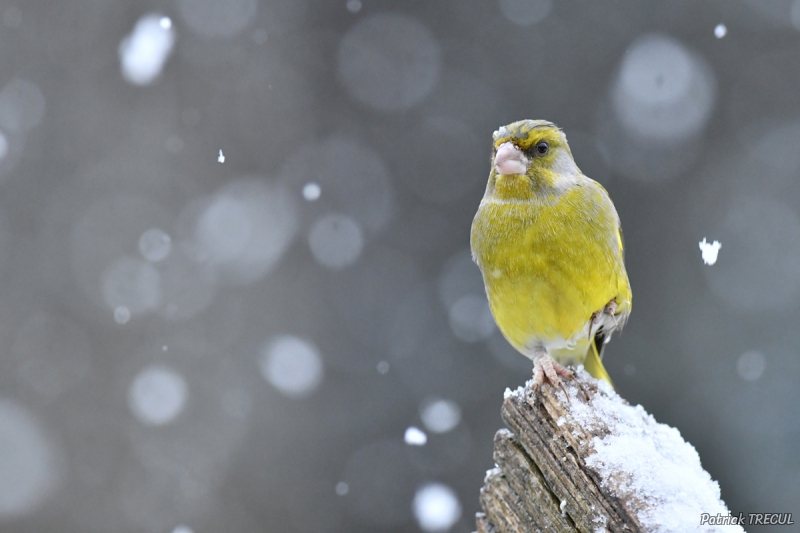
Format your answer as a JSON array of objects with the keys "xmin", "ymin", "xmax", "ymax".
[
  {"xmin": 605, "ymin": 300, "xmax": 619, "ymax": 325},
  {"xmin": 531, "ymin": 355, "xmax": 574, "ymax": 400}
]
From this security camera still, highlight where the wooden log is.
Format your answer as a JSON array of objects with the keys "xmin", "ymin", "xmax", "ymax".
[{"xmin": 475, "ymin": 370, "xmax": 743, "ymax": 533}]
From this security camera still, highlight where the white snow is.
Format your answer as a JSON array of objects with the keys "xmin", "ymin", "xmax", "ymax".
[
  {"xmin": 484, "ymin": 466, "xmax": 501, "ymax": 483},
  {"xmin": 532, "ymin": 369, "xmax": 745, "ymax": 533},
  {"xmin": 218, "ymin": 149, "xmax": 225, "ymax": 163},
  {"xmin": 699, "ymin": 237, "xmax": 721, "ymax": 265},
  {"xmin": 714, "ymin": 24, "xmax": 727, "ymax": 38},
  {"xmin": 404, "ymin": 426, "xmax": 427, "ymax": 446},
  {"xmin": 119, "ymin": 14, "xmax": 175, "ymax": 85},
  {"xmin": 503, "ymin": 387, "xmax": 517, "ymax": 400}
]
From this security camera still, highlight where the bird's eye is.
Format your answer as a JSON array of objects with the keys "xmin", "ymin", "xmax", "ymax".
[{"xmin": 536, "ymin": 141, "xmax": 549, "ymax": 155}]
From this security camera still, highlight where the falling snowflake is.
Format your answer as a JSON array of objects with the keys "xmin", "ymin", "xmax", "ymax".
[{"xmin": 698, "ymin": 238, "xmax": 721, "ymax": 265}]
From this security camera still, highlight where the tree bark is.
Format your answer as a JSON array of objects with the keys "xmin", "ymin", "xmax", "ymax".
[{"xmin": 474, "ymin": 371, "xmax": 739, "ymax": 533}]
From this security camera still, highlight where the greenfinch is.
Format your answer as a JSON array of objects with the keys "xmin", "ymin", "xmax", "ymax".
[{"xmin": 470, "ymin": 120, "xmax": 631, "ymax": 388}]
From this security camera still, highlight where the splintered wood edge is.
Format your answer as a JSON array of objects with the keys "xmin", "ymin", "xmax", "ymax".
[
  {"xmin": 475, "ymin": 378, "xmax": 642, "ymax": 533},
  {"xmin": 476, "ymin": 512, "xmax": 496, "ymax": 533},
  {"xmin": 480, "ymin": 467, "xmax": 535, "ymax": 532},
  {"xmin": 493, "ymin": 429, "xmax": 577, "ymax": 531}
]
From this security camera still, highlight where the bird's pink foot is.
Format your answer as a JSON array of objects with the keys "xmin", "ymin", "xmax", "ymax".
[{"xmin": 531, "ymin": 354, "xmax": 574, "ymax": 390}]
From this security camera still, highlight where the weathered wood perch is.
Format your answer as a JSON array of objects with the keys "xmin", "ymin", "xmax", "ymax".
[{"xmin": 475, "ymin": 370, "xmax": 743, "ymax": 533}]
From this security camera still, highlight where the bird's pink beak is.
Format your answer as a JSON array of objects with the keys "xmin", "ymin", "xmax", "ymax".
[{"xmin": 494, "ymin": 142, "xmax": 528, "ymax": 176}]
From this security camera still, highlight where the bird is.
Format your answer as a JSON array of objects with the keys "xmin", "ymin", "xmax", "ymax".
[{"xmin": 470, "ymin": 119, "xmax": 631, "ymax": 389}]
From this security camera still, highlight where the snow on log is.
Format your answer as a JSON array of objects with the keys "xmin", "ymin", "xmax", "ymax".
[{"xmin": 475, "ymin": 369, "xmax": 744, "ymax": 533}]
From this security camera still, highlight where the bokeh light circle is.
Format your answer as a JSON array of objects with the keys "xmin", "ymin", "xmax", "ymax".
[
  {"xmin": 612, "ymin": 34, "xmax": 715, "ymax": 141},
  {"xmin": 0, "ymin": 79, "xmax": 46, "ymax": 133},
  {"xmin": 197, "ymin": 197, "xmax": 252, "ymax": 263},
  {"xmin": 438, "ymin": 249, "xmax": 490, "ymax": 341},
  {"xmin": 128, "ymin": 365, "xmax": 188, "ymax": 426},
  {"xmin": 792, "ymin": 0, "xmax": 800, "ymax": 30},
  {"xmin": 337, "ymin": 13, "xmax": 441, "ymax": 112},
  {"xmin": 279, "ymin": 138, "xmax": 393, "ymax": 235},
  {"xmin": 412, "ymin": 483, "xmax": 462, "ymax": 532},
  {"xmin": 308, "ymin": 214, "xmax": 364, "ymax": 270},
  {"xmin": 448, "ymin": 294, "xmax": 496, "ymax": 342},
  {"xmin": 70, "ymin": 195, "xmax": 172, "ymax": 318},
  {"xmin": 259, "ymin": 336, "xmax": 323, "ymax": 398},
  {"xmin": 302, "ymin": 182, "xmax": 321, "ymax": 201},
  {"xmin": 0, "ymin": 401, "xmax": 58, "ymax": 518},
  {"xmin": 195, "ymin": 180, "xmax": 298, "ymax": 285},
  {"xmin": 138, "ymin": 228, "xmax": 172, "ymax": 263},
  {"xmin": 114, "ymin": 306, "xmax": 131, "ymax": 324},
  {"xmin": 737, "ymin": 351, "xmax": 766, "ymax": 382},
  {"xmin": 101, "ymin": 256, "xmax": 162, "ymax": 316},
  {"xmin": 0, "ymin": 131, "xmax": 8, "ymax": 161},
  {"xmin": 156, "ymin": 242, "xmax": 218, "ymax": 321},
  {"xmin": 419, "ymin": 398, "xmax": 461, "ymax": 434},
  {"xmin": 498, "ymin": 0, "xmax": 553, "ymax": 26}
]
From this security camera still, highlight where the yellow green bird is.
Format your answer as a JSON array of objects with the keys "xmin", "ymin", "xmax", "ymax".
[{"xmin": 470, "ymin": 120, "xmax": 631, "ymax": 388}]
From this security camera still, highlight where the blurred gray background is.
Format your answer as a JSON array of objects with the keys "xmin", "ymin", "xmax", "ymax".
[{"xmin": 0, "ymin": 0, "xmax": 796, "ymax": 531}]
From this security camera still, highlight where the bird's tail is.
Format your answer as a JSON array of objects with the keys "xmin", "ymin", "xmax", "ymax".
[{"xmin": 584, "ymin": 335, "xmax": 614, "ymax": 388}]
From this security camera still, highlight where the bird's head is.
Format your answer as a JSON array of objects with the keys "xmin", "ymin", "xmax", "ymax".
[{"xmin": 485, "ymin": 119, "xmax": 580, "ymax": 201}]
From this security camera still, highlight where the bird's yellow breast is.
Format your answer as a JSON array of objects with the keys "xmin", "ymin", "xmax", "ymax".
[{"xmin": 471, "ymin": 178, "xmax": 631, "ymax": 358}]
